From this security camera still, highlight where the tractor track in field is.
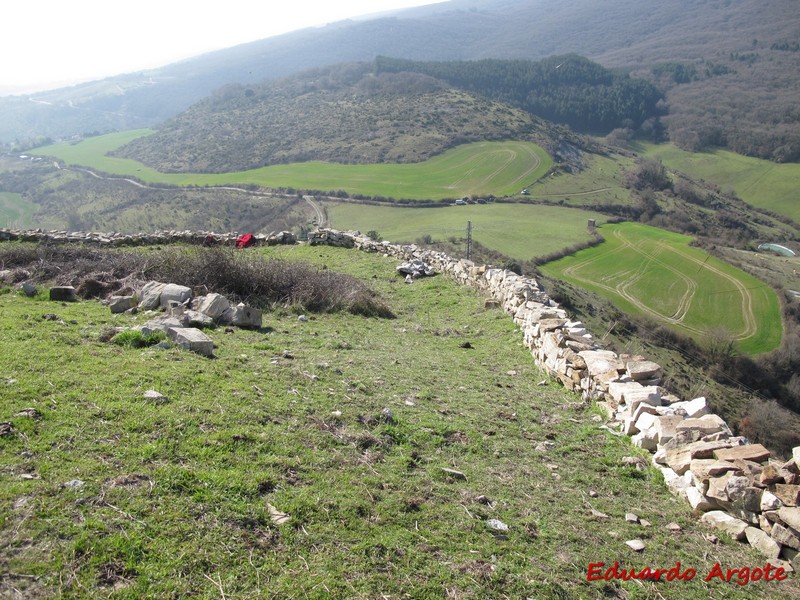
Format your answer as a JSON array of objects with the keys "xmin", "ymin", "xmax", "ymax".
[{"xmin": 561, "ymin": 227, "xmax": 758, "ymax": 340}]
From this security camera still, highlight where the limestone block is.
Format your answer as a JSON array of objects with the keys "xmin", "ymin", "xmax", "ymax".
[
  {"xmin": 745, "ymin": 526, "xmax": 781, "ymax": 560},
  {"xmin": 167, "ymin": 327, "xmax": 213, "ymax": 357},
  {"xmin": 775, "ymin": 484, "xmax": 800, "ymax": 507},
  {"xmin": 220, "ymin": 303, "xmax": 262, "ymax": 329},
  {"xmin": 652, "ymin": 415, "xmax": 685, "ymax": 445},
  {"xmin": 196, "ymin": 293, "xmax": 230, "ymax": 320},
  {"xmin": 714, "ymin": 444, "xmax": 771, "ymax": 463},
  {"xmin": 771, "ymin": 523, "xmax": 800, "ymax": 551},
  {"xmin": 686, "ymin": 486, "xmax": 718, "ymax": 512},
  {"xmin": 675, "ymin": 414, "xmax": 728, "ymax": 436},
  {"xmin": 689, "ymin": 459, "xmax": 719, "ymax": 489},
  {"xmin": 109, "ymin": 295, "xmax": 136, "ymax": 314},
  {"xmin": 578, "ymin": 350, "xmax": 624, "ymax": 377},
  {"xmin": 700, "ymin": 510, "xmax": 748, "ymax": 541},
  {"xmin": 762, "ymin": 491, "xmax": 784, "ymax": 512},
  {"xmin": 626, "ymin": 360, "xmax": 662, "ymax": 382},
  {"xmin": 138, "ymin": 281, "xmax": 167, "ymax": 310},
  {"xmin": 140, "ymin": 317, "xmax": 185, "ymax": 335},
  {"xmin": 659, "ymin": 466, "xmax": 689, "ymax": 497},
  {"xmin": 670, "ymin": 397, "xmax": 711, "ymax": 419},
  {"xmin": 160, "ymin": 284, "xmax": 192, "ymax": 309},
  {"xmin": 778, "ymin": 507, "xmax": 800, "ymax": 530},
  {"xmin": 634, "ymin": 411, "xmax": 659, "ymax": 432},
  {"xmin": 632, "ymin": 429, "xmax": 658, "ymax": 451}
]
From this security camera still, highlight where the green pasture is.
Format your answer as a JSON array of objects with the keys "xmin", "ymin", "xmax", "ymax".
[
  {"xmin": 0, "ymin": 192, "xmax": 37, "ymax": 229},
  {"xmin": 529, "ymin": 151, "xmax": 635, "ymax": 207},
  {"xmin": 32, "ymin": 131, "xmax": 552, "ymax": 200},
  {"xmin": 328, "ymin": 202, "xmax": 607, "ymax": 260},
  {"xmin": 541, "ymin": 222, "xmax": 782, "ymax": 354},
  {"xmin": 640, "ymin": 142, "xmax": 800, "ymax": 223}
]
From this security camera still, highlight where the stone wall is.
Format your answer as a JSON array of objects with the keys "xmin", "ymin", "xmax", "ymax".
[
  {"xmin": 3, "ymin": 226, "xmax": 799, "ymax": 569},
  {"xmin": 0, "ymin": 228, "xmax": 296, "ymax": 247}
]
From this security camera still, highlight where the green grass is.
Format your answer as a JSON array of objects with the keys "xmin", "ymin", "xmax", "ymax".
[
  {"xmin": 0, "ymin": 191, "xmax": 37, "ymax": 229},
  {"xmin": 32, "ymin": 131, "xmax": 553, "ymax": 200},
  {"xmin": 1, "ymin": 243, "xmax": 793, "ymax": 599},
  {"xmin": 529, "ymin": 151, "xmax": 637, "ymax": 207},
  {"xmin": 329, "ymin": 202, "xmax": 608, "ymax": 260},
  {"xmin": 640, "ymin": 142, "xmax": 800, "ymax": 223},
  {"xmin": 541, "ymin": 222, "xmax": 783, "ymax": 355}
]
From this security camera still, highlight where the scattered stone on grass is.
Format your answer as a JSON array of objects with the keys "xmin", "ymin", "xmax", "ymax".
[{"xmin": 626, "ymin": 539, "xmax": 645, "ymax": 552}]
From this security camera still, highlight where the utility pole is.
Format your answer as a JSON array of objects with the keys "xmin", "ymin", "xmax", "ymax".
[{"xmin": 466, "ymin": 220, "xmax": 472, "ymax": 261}]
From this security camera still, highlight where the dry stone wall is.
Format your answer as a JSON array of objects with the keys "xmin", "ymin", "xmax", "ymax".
[{"xmin": 2, "ymin": 226, "xmax": 799, "ymax": 570}]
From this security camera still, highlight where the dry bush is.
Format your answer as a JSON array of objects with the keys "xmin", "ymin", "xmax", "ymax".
[
  {"xmin": 143, "ymin": 247, "xmax": 394, "ymax": 317},
  {"xmin": 738, "ymin": 399, "xmax": 800, "ymax": 458},
  {"xmin": 0, "ymin": 244, "xmax": 394, "ymax": 317}
]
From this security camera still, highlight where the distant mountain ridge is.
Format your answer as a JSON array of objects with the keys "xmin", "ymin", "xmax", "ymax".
[
  {"xmin": 3, "ymin": 0, "xmax": 800, "ymax": 160},
  {"xmin": 113, "ymin": 54, "xmax": 657, "ymax": 173}
]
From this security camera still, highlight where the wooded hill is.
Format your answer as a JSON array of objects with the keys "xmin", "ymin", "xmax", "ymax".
[
  {"xmin": 114, "ymin": 56, "xmax": 651, "ymax": 173},
  {"xmin": 3, "ymin": 0, "xmax": 799, "ymax": 162}
]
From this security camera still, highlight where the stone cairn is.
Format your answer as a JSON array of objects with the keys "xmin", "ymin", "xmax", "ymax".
[
  {"xmin": 2, "ymin": 226, "xmax": 799, "ymax": 568},
  {"xmin": 307, "ymin": 228, "xmax": 800, "ymax": 570}
]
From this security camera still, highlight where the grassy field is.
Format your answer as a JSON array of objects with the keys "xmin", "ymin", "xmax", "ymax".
[
  {"xmin": 540, "ymin": 222, "xmax": 783, "ymax": 355},
  {"xmin": 329, "ymin": 202, "xmax": 607, "ymax": 260},
  {"xmin": 0, "ymin": 192, "xmax": 37, "ymax": 229},
  {"xmin": 639, "ymin": 142, "xmax": 800, "ymax": 223},
  {"xmin": 32, "ymin": 131, "xmax": 552, "ymax": 200},
  {"xmin": 2, "ymin": 243, "xmax": 795, "ymax": 599},
  {"xmin": 528, "ymin": 151, "xmax": 636, "ymax": 208}
]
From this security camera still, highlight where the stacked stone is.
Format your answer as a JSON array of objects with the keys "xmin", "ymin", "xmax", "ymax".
[
  {"xmin": 0, "ymin": 228, "xmax": 296, "ymax": 247},
  {"xmin": 108, "ymin": 283, "xmax": 263, "ymax": 357}
]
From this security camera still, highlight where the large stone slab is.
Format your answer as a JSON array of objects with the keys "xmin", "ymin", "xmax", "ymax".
[
  {"xmin": 774, "ymin": 484, "xmax": 800, "ymax": 507},
  {"xmin": 109, "ymin": 295, "xmax": 136, "ymax": 314},
  {"xmin": 686, "ymin": 486, "xmax": 718, "ymax": 512},
  {"xmin": 714, "ymin": 444, "xmax": 771, "ymax": 463},
  {"xmin": 701, "ymin": 510, "xmax": 748, "ymax": 541},
  {"xmin": 771, "ymin": 523, "xmax": 800, "ymax": 551},
  {"xmin": 579, "ymin": 350, "xmax": 624, "ymax": 377},
  {"xmin": 220, "ymin": 303, "xmax": 262, "ymax": 329},
  {"xmin": 138, "ymin": 281, "xmax": 167, "ymax": 310},
  {"xmin": 195, "ymin": 293, "xmax": 230, "ymax": 320},
  {"xmin": 626, "ymin": 360, "xmax": 662, "ymax": 382},
  {"xmin": 160, "ymin": 284, "xmax": 192, "ymax": 308},
  {"xmin": 675, "ymin": 414, "xmax": 728, "ymax": 436},
  {"xmin": 167, "ymin": 327, "xmax": 213, "ymax": 357},
  {"xmin": 670, "ymin": 396, "xmax": 711, "ymax": 419},
  {"xmin": 778, "ymin": 507, "xmax": 800, "ymax": 531},
  {"xmin": 745, "ymin": 526, "xmax": 781, "ymax": 559}
]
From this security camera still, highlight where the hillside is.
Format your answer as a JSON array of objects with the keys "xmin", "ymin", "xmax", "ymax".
[
  {"xmin": 112, "ymin": 64, "xmax": 559, "ymax": 173},
  {"xmin": 2, "ymin": 242, "xmax": 798, "ymax": 598},
  {"xmin": 2, "ymin": 0, "xmax": 799, "ymax": 161}
]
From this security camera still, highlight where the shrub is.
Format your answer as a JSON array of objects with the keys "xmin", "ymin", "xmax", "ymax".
[
  {"xmin": 366, "ymin": 230, "xmax": 383, "ymax": 242},
  {"xmin": 112, "ymin": 330, "xmax": 167, "ymax": 349},
  {"xmin": 738, "ymin": 399, "xmax": 800, "ymax": 458}
]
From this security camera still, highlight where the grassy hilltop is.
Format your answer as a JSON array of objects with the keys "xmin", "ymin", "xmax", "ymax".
[{"xmin": 2, "ymin": 243, "xmax": 797, "ymax": 598}]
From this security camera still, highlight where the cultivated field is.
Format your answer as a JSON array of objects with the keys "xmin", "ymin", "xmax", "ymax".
[
  {"xmin": 328, "ymin": 202, "xmax": 607, "ymax": 260},
  {"xmin": 32, "ymin": 132, "xmax": 552, "ymax": 200},
  {"xmin": 640, "ymin": 142, "xmax": 800, "ymax": 223},
  {"xmin": 540, "ymin": 222, "xmax": 782, "ymax": 354}
]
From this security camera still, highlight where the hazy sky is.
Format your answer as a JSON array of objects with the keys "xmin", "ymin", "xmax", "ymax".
[{"xmin": 1, "ymin": 0, "xmax": 446, "ymax": 95}]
